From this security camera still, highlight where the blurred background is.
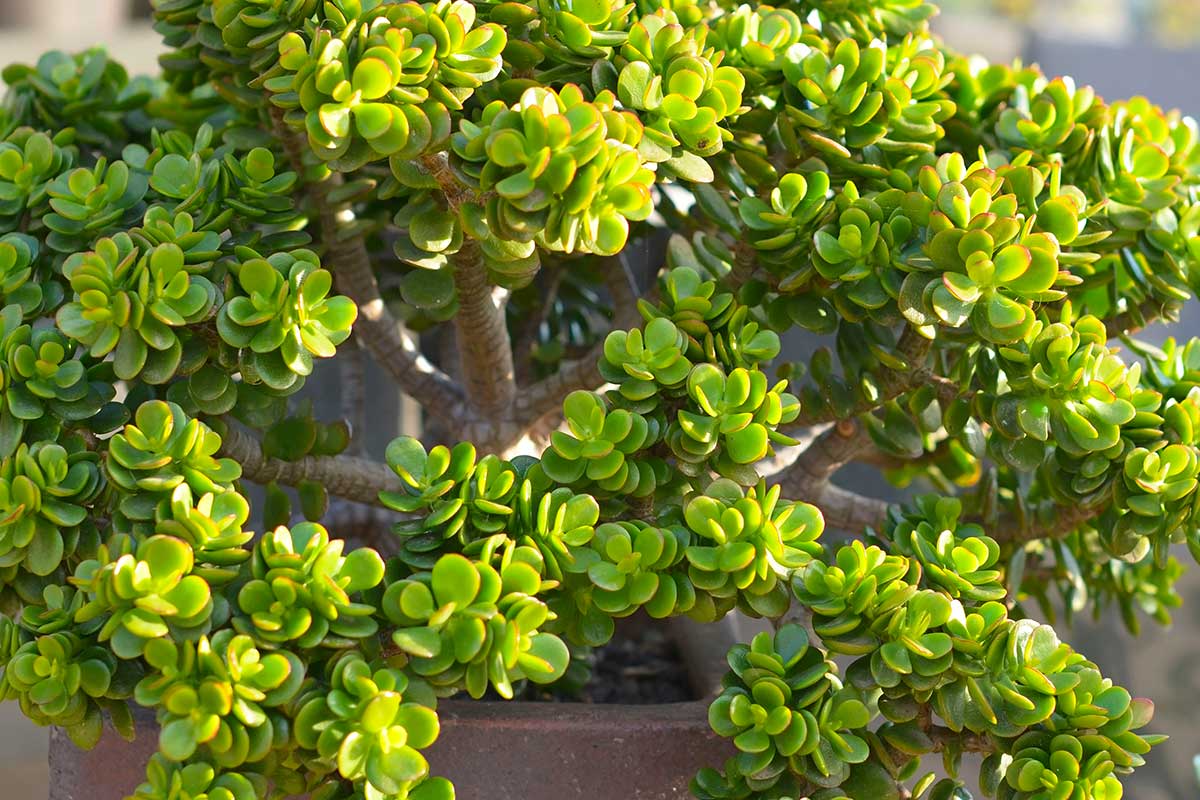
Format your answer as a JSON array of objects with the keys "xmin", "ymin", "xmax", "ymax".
[{"xmin": 0, "ymin": 0, "xmax": 1199, "ymax": 797}]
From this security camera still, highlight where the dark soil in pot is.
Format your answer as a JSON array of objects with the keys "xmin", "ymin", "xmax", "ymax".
[{"xmin": 515, "ymin": 620, "xmax": 695, "ymax": 705}]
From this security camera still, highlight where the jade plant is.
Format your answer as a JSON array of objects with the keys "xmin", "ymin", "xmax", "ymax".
[{"xmin": 0, "ymin": 0, "xmax": 1198, "ymax": 798}]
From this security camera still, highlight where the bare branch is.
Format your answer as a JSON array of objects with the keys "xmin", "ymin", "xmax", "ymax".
[
  {"xmin": 756, "ymin": 424, "xmax": 832, "ymax": 476},
  {"xmin": 220, "ymin": 424, "xmax": 399, "ymax": 506},
  {"xmin": 991, "ymin": 500, "xmax": 1104, "ymax": 545},
  {"xmin": 1104, "ymin": 297, "xmax": 1177, "ymax": 338},
  {"xmin": 515, "ymin": 344, "xmax": 607, "ymax": 427},
  {"xmin": 728, "ymin": 240, "xmax": 758, "ymax": 291},
  {"xmin": 269, "ymin": 110, "xmax": 471, "ymax": 430},
  {"xmin": 770, "ymin": 420, "xmax": 889, "ymax": 536},
  {"xmin": 417, "ymin": 151, "xmax": 474, "ymax": 212},
  {"xmin": 514, "ymin": 265, "xmax": 565, "ymax": 385},
  {"xmin": 324, "ymin": 498, "xmax": 401, "ymax": 555},
  {"xmin": 417, "ymin": 153, "xmax": 517, "ymax": 423},
  {"xmin": 776, "ymin": 419, "xmax": 874, "ymax": 489},
  {"xmin": 806, "ymin": 482, "xmax": 890, "ymax": 537},
  {"xmin": 449, "ymin": 242, "xmax": 518, "ymax": 418}
]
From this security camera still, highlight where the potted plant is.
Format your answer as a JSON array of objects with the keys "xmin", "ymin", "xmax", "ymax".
[{"xmin": 1, "ymin": 0, "xmax": 1195, "ymax": 797}]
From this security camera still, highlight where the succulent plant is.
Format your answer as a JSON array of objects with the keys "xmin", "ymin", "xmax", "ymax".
[
  {"xmin": 646, "ymin": 266, "xmax": 735, "ymax": 350},
  {"xmin": 73, "ymin": 534, "xmax": 215, "ymax": 659},
  {"xmin": 154, "ymin": 484, "xmax": 254, "ymax": 586},
  {"xmin": 599, "ymin": 315, "xmax": 691, "ymax": 405},
  {"xmin": 43, "ymin": 159, "xmax": 149, "ymax": 253},
  {"xmin": 684, "ymin": 479, "xmax": 823, "ymax": 618},
  {"xmin": 3, "ymin": 630, "xmax": 128, "ymax": 747},
  {"xmin": 792, "ymin": 540, "xmax": 918, "ymax": 656},
  {"xmin": 1001, "ymin": 731, "xmax": 1128, "ymax": 800},
  {"xmin": 381, "ymin": 551, "xmax": 569, "ymax": 697},
  {"xmin": 739, "ymin": 172, "xmax": 831, "ymax": 274},
  {"xmin": 0, "ymin": 304, "xmax": 103, "ymax": 456},
  {"xmin": 451, "ymin": 84, "xmax": 655, "ymax": 258},
  {"xmin": 0, "ymin": 1, "xmax": 1187, "ymax": 798},
  {"xmin": 886, "ymin": 496, "xmax": 1006, "ymax": 602},
  {"xmin": 293, "ymin": 652, "xmax": 443, "ymax": 799},
  {"xmin": 1, "ymin": 49, "xmax": 151, "ymax": 154},
  {"xmin": 615, "ymin": 11, "xmax": 744, "ymax": 160},
  {"xmin": 670, "ymin": 363, "xmax": 800, "ymax": 478},
  {"xmin": 235, "ymin": 523, "xmax": 384, "ymax": 648},
  {"xmin": 986, "ymin": 316, "xmax": 1143, "ymax": 461},
  {"xmin": 140, "ymin": 134, "xmax": 301, "ymax": 231},
  {"xmin": 808, "ymin": 185, "xmax": 905, "ymax": 304},
  {"xmin": 585, "ymin": 520, "xmax": 691, "ymax": 617},
  {"xmin": 708, "ymin": 625, "xmax": 837, "ymax": 779},
  {"xmin": 136, "ymin": 630, "xmax": 304, "ymax": 764},
  {"xmin": 895, "ymin": 155, "xmax": 1081, "ymax": 344},
  {"xmin": 380, "ymin": 438, "xmax": 478, "ymax": 513},
  {"xmin": 105, "ymin": 400, "xmax": 241, "ymax": 527},
  {"xmin": 0, "ymin": 128, "xmax": 76, "ymax": 233},
  {"xmin": 57, "ymin": 234, "xmax": 218, "ymax": 382},
  {"xmin": 0, "ymin": 233, "xmax": 62, "ymax": 318},
  {"xmin": 528, "ymin": 0, "xmax": 635, "ymax": 61},
  {"xmin": 268, "ymin": 0, "xmax": 506, "ymax": 168},
  {"xmin": 0, "ymin": 441, "xmax": 103, "ymax": 582},
  {"xmin": 709, "ymin": 5, "xmax": 804, "ymax": 84},
  {"xmin": 208, "ymin": 0, "xmax": 322, "ymax": 76},
  {"xmin": 216, "ymin": 248, "xmax": 357, "ymax": 391},
  {"xmin": 782, "ymin": 36, "xmax": 953, "ymax": 156},
  {"xmin": 128, "ymin": 754, "xmax": 264, "ymax": 800},
  {"xmin": 19, "ymin": 583, "xmax": 94, "ymax": 636},
  {"xmin": 382, "ymin": 437, "xmax": 521, "ymax": 569},
  {"xmin": 540, "ymin": 390, "xmax": 663, "ymax": 493}
]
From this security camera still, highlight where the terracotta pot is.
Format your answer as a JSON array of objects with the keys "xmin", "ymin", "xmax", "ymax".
[{"xmin": 49, "ymin": 700, "xmax": 733, "ymax": 800}]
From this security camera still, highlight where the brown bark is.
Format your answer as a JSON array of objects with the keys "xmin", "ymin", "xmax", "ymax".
[
  {"xmin": 414, "ymin": 152, "xmax": 519, "ymax": 430},
  {"xmin": 219, "ymin": 424, "xmax": 400, "ymax": 505},
  {"xmin": 269, "ymin": 109, "xmax": 472, "ymax": 431},
  {"xmin": 448, "ymin": 240, "xmax": 518, "ymax": 418}
]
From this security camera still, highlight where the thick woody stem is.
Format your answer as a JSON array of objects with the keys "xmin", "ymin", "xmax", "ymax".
[
  {"xmin": 783, "ymin": 419, "xmax": 874, "ymax": 486},
  {"xmin": 729, "ymin": 241, "xmax": 758, "ymax": 291},
  {"xmin": 1104, "ymin": 297, "xmax": 1175, "ymax": 338},
  {"xmin": 514, "ymin": 265, "xmax": 564, "ymax": 384},
  {"xmin": 320, "ymin": 184, "xmax": 473, "ymax": 429},
  {"xmin": 516, "ymin": 344, "xmax": 606, "ymax": 427},
  {"xmin": 805, "ymin": 482, "xmax": 890, "ymax": 536},
  {"xmin": 772, "ymin": 419, "xmax": 890, "ymax": 535},
  {"xmin": 220, "ymin": 424, "xmax": 400, "ymax": 506},
  {"xmin": 768, "ymin": 327, "xmax": 938, "ymax": 536},
  {"xmin": 324, "ymin": 498, "xmax": 401, "ymax": 554},
  {"xmin": 419, "ymin": 152, "xmax": 517, "ymax": 424},
  {"xmin": 991, "ymin": 500, "xmax": 1104, "ymax": 545},
  {"xmin": 869, "ymin": 706, "xmax": 995, "ymax": 786},
  {"xmin": 449, "ymin": 241, "xmax": 518, "ymax": 418},
  {"xmin": 269, "ymin": 109, "xmax": 471, "ymax": 430}
]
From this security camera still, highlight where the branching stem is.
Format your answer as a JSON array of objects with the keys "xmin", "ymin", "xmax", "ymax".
[
  {"xmin": 220, "ymin": 424, "xmax": 399, "ymax": 506},
  {"xmin": 268, "ymin": 110, "xmax": 472, "ymax": 430}
]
